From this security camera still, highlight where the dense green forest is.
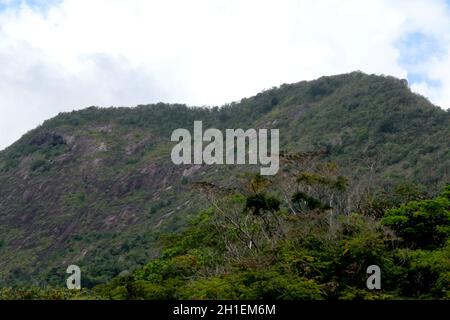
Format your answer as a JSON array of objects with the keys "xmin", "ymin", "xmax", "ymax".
[
  {"xmin": 2, "ymin": 168, "xmax": 449, "ymax": 300},
  {"xmin": 0, "ymin": 72, "xmax": 449, "ymax": 299},
  {"xmin": 91, "ymin": 162, "xmax": 450, "ymax": 300}
]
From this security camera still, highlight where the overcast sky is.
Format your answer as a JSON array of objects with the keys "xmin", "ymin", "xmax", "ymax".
[{"xmin": 0, "ymin": 0, "xmax": 450, "ymax": 150}]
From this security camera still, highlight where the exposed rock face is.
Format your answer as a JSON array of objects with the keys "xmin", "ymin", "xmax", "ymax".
[
  {"xmin": 30, "ymin": 132, "xmax": 66, "ymax": 147},
  {"xmin": 182, "ymin": 165, "xmax": 202, "ymax": 177}
]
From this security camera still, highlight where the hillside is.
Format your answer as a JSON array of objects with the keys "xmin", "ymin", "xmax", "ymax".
[{"xmin": 0, "ymin": 71, "xmax": 449, "ymax": 287}]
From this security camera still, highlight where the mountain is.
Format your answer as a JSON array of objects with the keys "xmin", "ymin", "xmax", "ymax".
[{"xmin": 0, "ymin": 71, "xmax": 449, "ymax": 287}]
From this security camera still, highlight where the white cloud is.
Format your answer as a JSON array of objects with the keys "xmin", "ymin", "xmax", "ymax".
[{"xmin": 0, "ymin": 0, "xmax": 449, "ymax": 150}]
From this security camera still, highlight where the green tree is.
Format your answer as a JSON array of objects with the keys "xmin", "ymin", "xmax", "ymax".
[{"xmin": 382, "ymin": 185, "xmax": 450, "ymax": 249}]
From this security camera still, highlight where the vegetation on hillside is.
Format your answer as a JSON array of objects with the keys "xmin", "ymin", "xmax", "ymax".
[
  {"xmin": 89, "ymin": 161, "xmax": 449, "ymax": 300},
  {"xmin": 2, "ymin": 156, "xmax": 448, "ymax": 300},
  {"xmin": 0, "ymin": 72, "xmax": 449, "ymax": 296}
]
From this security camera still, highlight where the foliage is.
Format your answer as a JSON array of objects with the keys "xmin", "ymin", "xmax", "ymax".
[
  {"xmin": 91, "ymin": 178, "xmax": 450, "ymax": 300},
  {"xmin": 382, "ymin": 186, "xmax": 450, "ymax": 249}
]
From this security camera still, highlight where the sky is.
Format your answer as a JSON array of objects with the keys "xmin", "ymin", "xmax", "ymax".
[{"xmin": 0, "ymin": 0, "xmax": 450, "ymax": 150}]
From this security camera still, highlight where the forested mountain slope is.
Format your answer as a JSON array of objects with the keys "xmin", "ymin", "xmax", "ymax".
[{"xmin": 0, "ymin": 71, "xmax": 448, "ymax": 287}]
